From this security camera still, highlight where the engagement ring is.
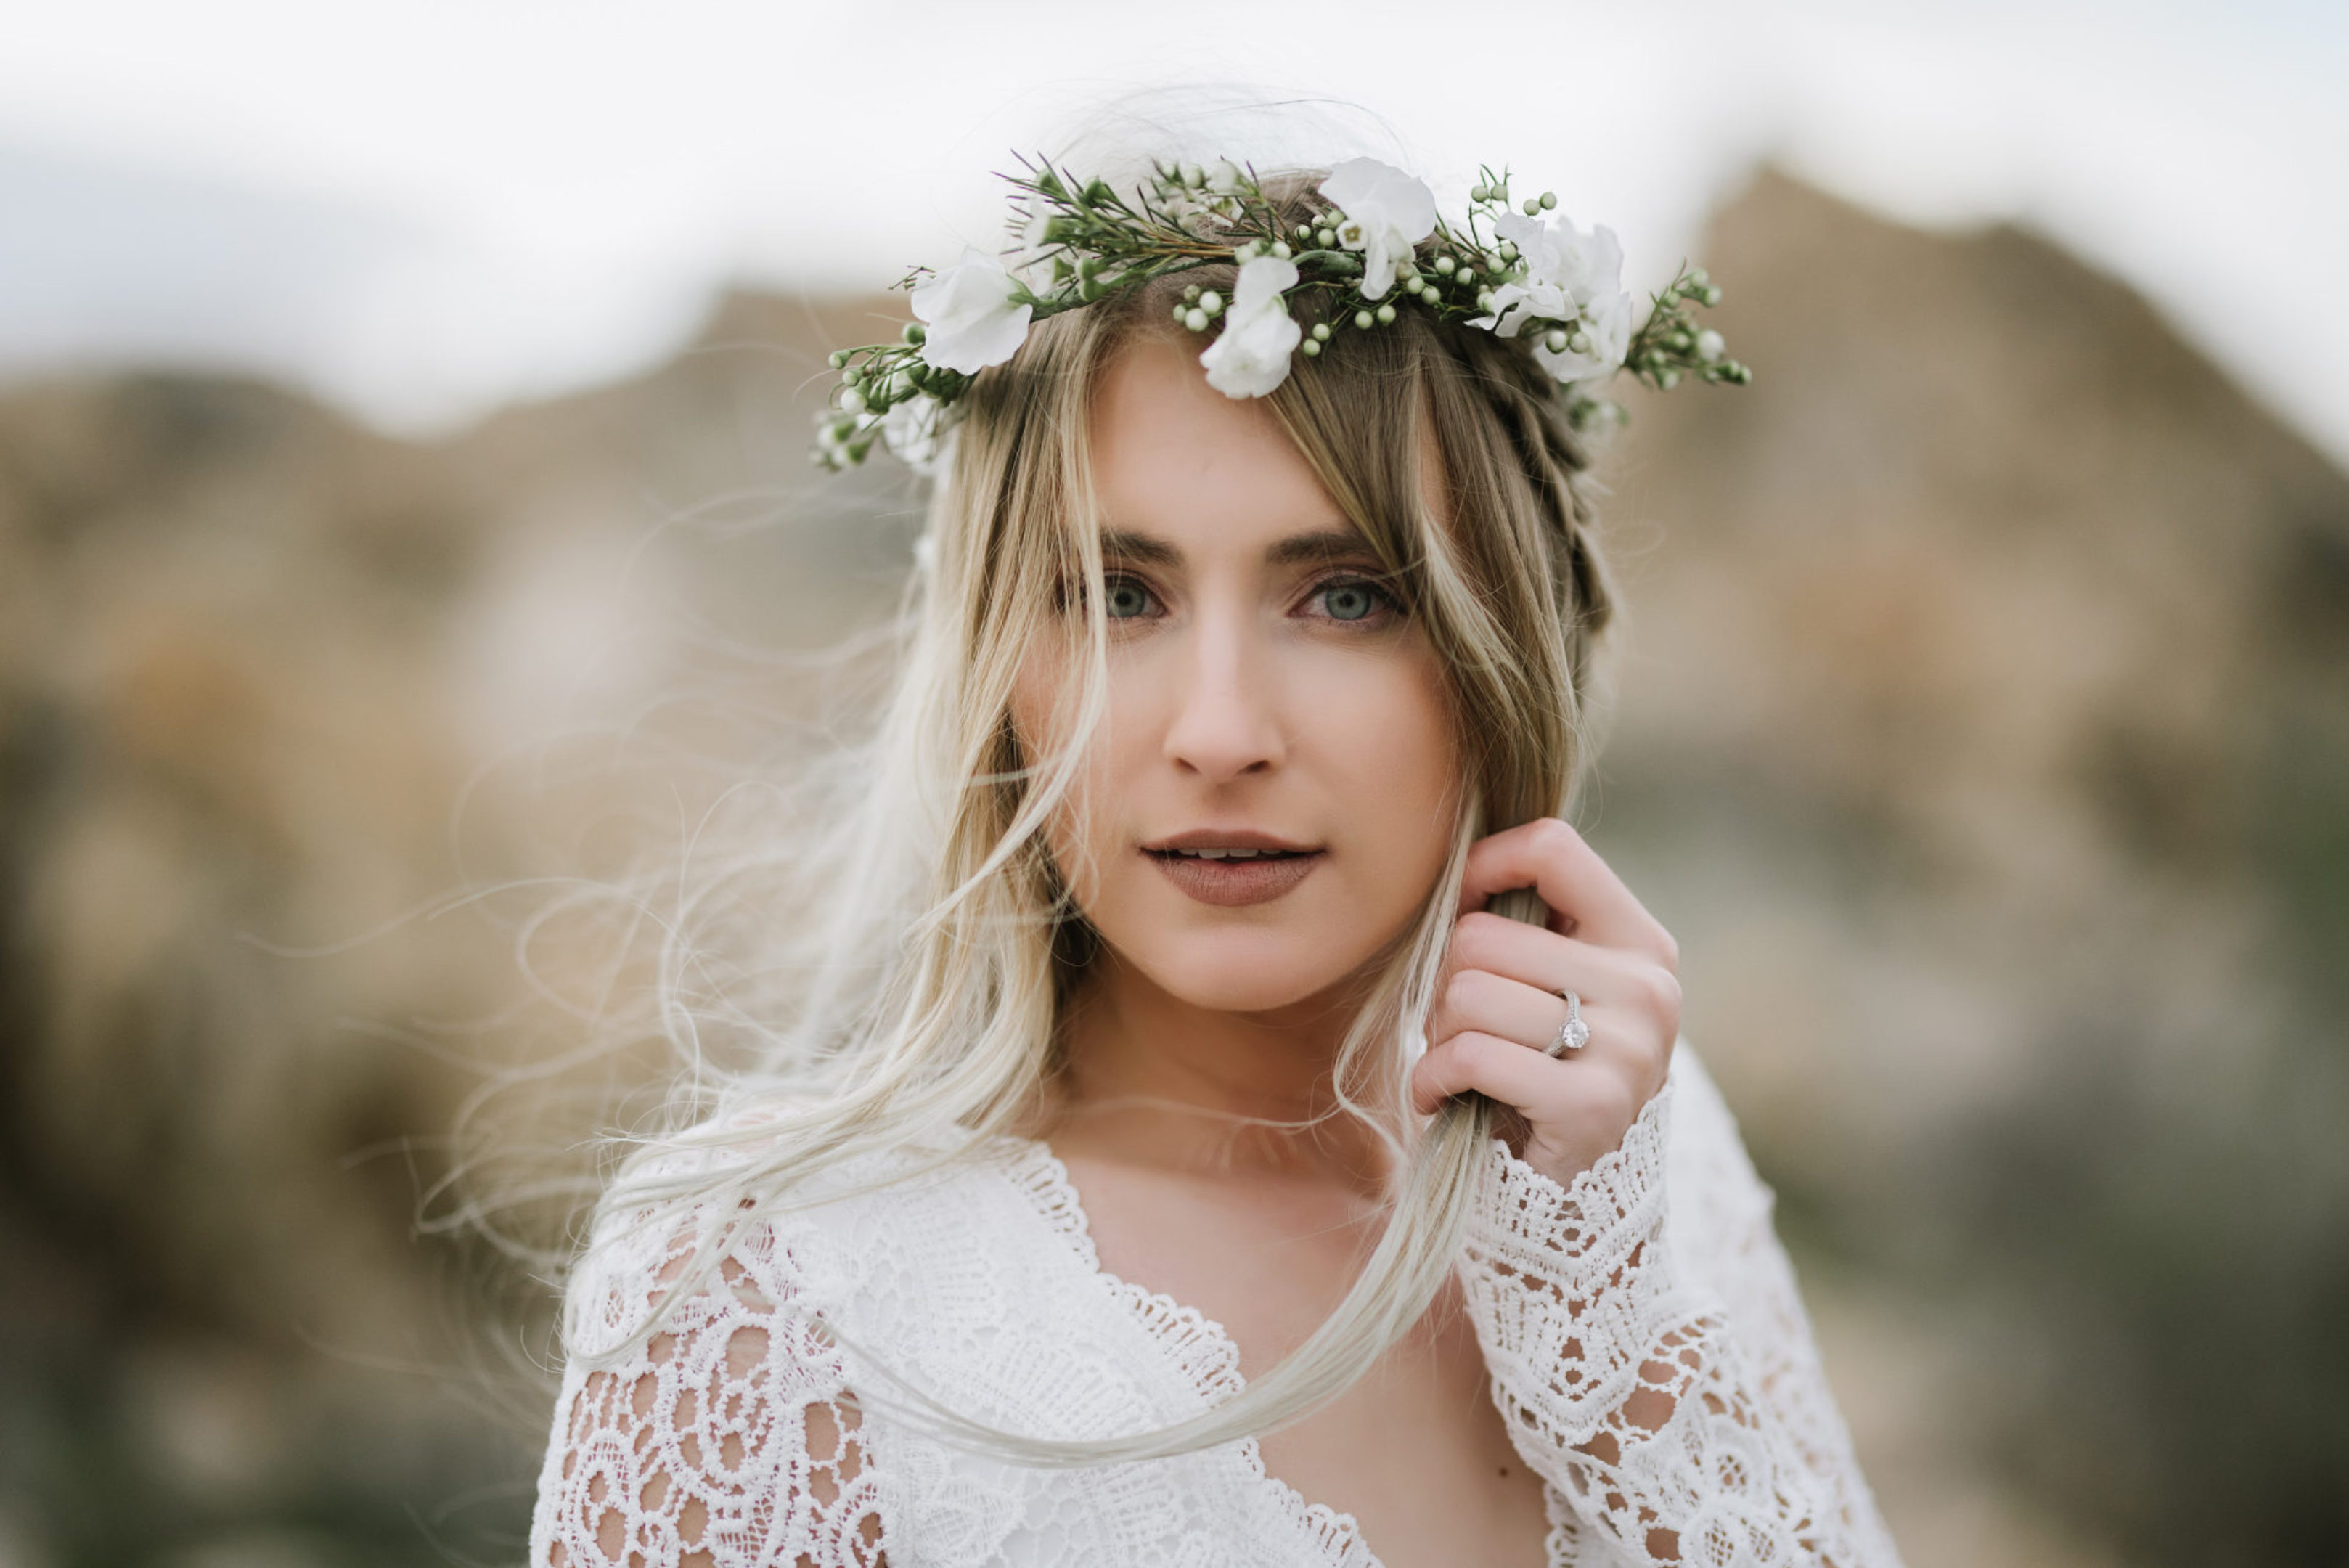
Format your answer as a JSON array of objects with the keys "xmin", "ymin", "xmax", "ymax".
[{"xmin": 1547, "ymin": 989, "xmax": 1590, "ymax": 1056}]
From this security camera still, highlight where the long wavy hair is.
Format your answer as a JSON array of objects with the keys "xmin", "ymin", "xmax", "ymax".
[{"xmin": 549, "ymin": 163, "xmax": 1625, "ymax": 1465}]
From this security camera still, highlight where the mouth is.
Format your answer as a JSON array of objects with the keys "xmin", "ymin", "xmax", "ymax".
[{"xmin": 1142, "ymin": 836, "xmax": 1324, "ymax": 907}]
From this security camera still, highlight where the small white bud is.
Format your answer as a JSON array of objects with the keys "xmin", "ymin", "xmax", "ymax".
[
  {"xmin": 1354, "ymin": 309, "xmax": 1374, "ymax": 330},
  {"xmin": 1544, "ymin": 328, "xmax": 1569, "ymax": 353},
  {"xmin": 1198, "ymin": 290, "xmax": 1224, "ymax": 315},
  {"xmin": 1375, "ymin": 303, "xmax": 1397, "ymax": 324},
  {"xmin": 1301, "ymin": 338, "xmax": 1322, "ymax": 357},
  {"xmin": 1522, "ymin": 197, "xmax": 1540, "ymax": 215},
  {"xmin": 1569, "ymin": 330, "xmax": 1590, "ymax": 354},
  {"xmin": 1469, "ymin": 183, "xmax": 1490, "ymax": 202},
  {"xmin": 1476, "ymin": 290, "xmax": 1497, "ymax": 311},
  {"xmin": 840, "ymin": 388, "xmax": 867, "ymax": 414},
  {"xmin": 1696, "ymin": 329, "xmax": 1725, "ymax": 362},
  {"xmin": 1270, "ymin": 240, "xmax": 1292, "ymax": 259},
  {"xmin": 1311, "ymin": 322, "xmax": 1332, "ymax": 341},
  {"xmin": 1538, "ymin": 190, "xmax": 1557, "ymax": 210},
  {"xmin": 1498, "ymin": 242, "xmax": 1518, "ymax": 262},
  {"xmin": 1434, "ymin": 254, "xmax": 1457, "ymax": 275},
  {"xmin": 1184, "ymin": 307, "xmax": 1209, "ymax": 331}
]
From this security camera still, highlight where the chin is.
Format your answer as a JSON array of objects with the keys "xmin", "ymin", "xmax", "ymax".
[{"xmin": 1114, "ymin": 923, "xmax": 1382, "ymax": 1016}]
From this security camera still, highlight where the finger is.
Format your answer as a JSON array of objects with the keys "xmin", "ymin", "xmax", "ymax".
[
  {"xmin": 1445, "ymin": 912, "xmax": 1675, "ymax": 1009},
  {"xmin": 1411, "ymin": 1030, "xmax": 1576, "ymax": 1116},
  {"xmin": 1458, "ymin": 818, "xmax": 1677, "ymax": 964},
  {"xmin": 1431, "ymin": 965, "xmax": 1587, "ymax": 1055},
  {"xmin": 1411, "ymin": 1016, "xmax": 1657, "ymax": 1118}
]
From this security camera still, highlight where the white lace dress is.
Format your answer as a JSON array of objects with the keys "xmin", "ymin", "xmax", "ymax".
[{"xmin": 528, "ymin": 1043, "xmax": 1906, "ymax": 1567}]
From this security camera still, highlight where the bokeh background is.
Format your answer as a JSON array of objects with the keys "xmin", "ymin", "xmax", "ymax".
[{"xmin": 2, "ymin": 4, "xmax": 2345, "ymax": 1565}]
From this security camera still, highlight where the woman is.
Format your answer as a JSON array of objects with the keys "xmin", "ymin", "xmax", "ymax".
[{"xmin": 528, "ymin": 153, "xmax": 1903, "ymax": 1567}]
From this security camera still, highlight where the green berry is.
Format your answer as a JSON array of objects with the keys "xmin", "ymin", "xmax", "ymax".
[
  {"xmin": 902, "ymin": 322, "xmax": 926, "ymax": 346},
  {"xmin": 1538, "ymin": 190, "xmax": 1557, "ymax": 210}
]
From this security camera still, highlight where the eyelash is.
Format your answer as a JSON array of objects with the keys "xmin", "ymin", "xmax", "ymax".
[{"xmin": 1095, "ymin": 571, "xmax": 1401, "ymax": 627}]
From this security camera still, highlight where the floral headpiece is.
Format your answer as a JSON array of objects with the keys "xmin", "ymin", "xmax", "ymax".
[{"xmin": 814, "ymin": 154, "xmax": 1749, "ymax": 472}]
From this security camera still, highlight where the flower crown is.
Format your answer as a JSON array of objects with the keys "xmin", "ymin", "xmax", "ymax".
[{"xmin": 814, "ymin": 154, "xmax": 1749, "ymax": 471}]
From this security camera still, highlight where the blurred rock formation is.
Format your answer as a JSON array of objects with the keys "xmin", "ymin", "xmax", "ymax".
[{"xmin": 0, "ymin": 171, "xmax": 2340, "ymax": 1567}]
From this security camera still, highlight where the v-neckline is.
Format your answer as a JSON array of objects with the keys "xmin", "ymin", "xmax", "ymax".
[{"xmin": 994, "ymin": 1132, "xmax": 1390, "ymax": 1568}]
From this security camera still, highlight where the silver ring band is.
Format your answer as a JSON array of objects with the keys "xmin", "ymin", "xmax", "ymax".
[{"xmin": 1546, "ymin": 988, "xmax": 1591, "ymax": 1056}]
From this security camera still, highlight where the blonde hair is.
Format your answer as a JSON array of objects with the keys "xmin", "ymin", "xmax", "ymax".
[{"xmin": 560, "ymin": 167, "xmax": 1624, "ymax": 1465}]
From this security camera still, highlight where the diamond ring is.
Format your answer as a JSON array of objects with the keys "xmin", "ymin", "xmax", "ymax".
[{"xmin": 1546, "ymin": 989, "xmax": 1591, "ymax": 1057}]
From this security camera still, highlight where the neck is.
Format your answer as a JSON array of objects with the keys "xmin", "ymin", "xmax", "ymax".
[{"xmin": 1042, "ymin": 950, "xmax": 1394, "ymax": 1191}]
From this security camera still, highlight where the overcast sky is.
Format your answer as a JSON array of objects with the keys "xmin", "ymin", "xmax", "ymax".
[{"xmin": 2, "ymin": 0, "xmax": 2341, "ymax": 464}]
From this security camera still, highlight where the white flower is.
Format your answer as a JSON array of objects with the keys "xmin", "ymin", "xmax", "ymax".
[
  {"xmin": 910, "ymin": 248, "xmax": 1033, "ymax": 375},
  {"xmin": 1477, "ymin": 208, "xmax": 1634, "ymax": 380},
  {"xmin": 1532, "ymin": 289, "xmax": 1632, "ymax": 382},
  {"xmin": 881, "ymin": 393, "xmax": 944, "ymax": 473},
  {"xmin": 1198, "ymin": 255, "xmax": 1302, "ymax": 399},
  {"xmin": 1206, "ymin": 158, "xmax": 1244, "ymax": 195},
  {"xmin": 1317, "ymin": 157, "xmax": 1438, "ymax": 301}
]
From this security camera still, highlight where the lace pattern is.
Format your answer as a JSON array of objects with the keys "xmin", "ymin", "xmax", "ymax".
[
  {"xmin": 532, "ymin": 1199, "xmax": 886, "ymax": 1566},
  {"xmin": 1455, "ymin": 1054, "xmax": 1904, "ymax": 1567},
  {"xmin": 528, "ymin": 1044, "xmax": 1903, "ymax": 1567}
]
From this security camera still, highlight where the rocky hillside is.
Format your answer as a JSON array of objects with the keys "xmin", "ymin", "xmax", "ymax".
[{"xmin": 0, "ymin": 171, "xmax": 2340, "ymax": 1567}]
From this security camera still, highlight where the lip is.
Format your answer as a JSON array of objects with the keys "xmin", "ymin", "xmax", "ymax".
[
  {"xmin": 1141, "ymin": 828, "xmax": 1325, "ymax": 908},
  {"xmin": 1141, "ymin": 828, "xmax": 1322, "ymax": 855}
]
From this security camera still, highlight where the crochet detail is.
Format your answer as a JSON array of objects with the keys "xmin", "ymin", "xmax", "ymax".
[
  {"xmin": 1457, "ymin": 1063, "xmax": 1905, "ymax": 1567},
  {"xmin": 531, "ymin": 1203, "xmax": 886, "ymax": 1565},
  {"xmin": 528, "ymin": 1046, "xmax": 1903, "ymax": 1567}
]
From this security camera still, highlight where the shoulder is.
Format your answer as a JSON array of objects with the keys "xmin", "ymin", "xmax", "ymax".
[
  {"xmin": 559, "ymin": 1100, "xmax": 1023, "ymax": 1363},
  {"xmin": 1659, "ymin": 1034, "xmax": 1786, "ymax": 1278}
]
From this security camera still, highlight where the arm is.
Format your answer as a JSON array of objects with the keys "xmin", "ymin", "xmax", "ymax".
[
  {"xmin": 1456, "ymin": 1057, "xmax": 1905, "ymax": 1568},
  {"xmin": 529, "ymin": 1199, "xmax": 888, "ymax": 1568}
]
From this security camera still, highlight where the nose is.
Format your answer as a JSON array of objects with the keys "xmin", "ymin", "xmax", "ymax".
[{"xmin": 1161, "ymin": 604, "xmax": 1284, "ymax": 783}]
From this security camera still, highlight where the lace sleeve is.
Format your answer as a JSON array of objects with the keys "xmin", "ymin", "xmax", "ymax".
[
  {"xmin": 527, "ymin": 1195, "xmax": 889, "ymax": 1567},
  {"xmin": 1455, "ymin": 1055, "xmax": 1905, "ymax": 1568}
]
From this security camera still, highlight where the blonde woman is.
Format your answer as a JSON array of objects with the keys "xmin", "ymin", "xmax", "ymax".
[{"xmin": 527, "ymin": 155, "xmax": 1904, "ymax": 1567}]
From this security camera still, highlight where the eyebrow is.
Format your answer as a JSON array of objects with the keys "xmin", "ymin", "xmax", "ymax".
[{"xmin": 1099, "ymin": 526, "xmax": 1380, "ymax": 569}]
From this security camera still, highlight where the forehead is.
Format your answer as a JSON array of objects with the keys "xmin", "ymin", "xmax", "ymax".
[{"xmin": 1089, "ymin": 333, "xmax": 1355, "ymax": 554}]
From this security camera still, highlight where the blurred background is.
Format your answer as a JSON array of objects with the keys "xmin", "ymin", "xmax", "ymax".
[{"xmin": 1, "ymin": 2, "xmax": 2345, "ymax": 1564}]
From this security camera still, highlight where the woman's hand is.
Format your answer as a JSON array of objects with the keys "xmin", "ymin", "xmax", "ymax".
[{"xmin": 1411, "ymin": 817, "xmax": 1682, "ymax": 1188}]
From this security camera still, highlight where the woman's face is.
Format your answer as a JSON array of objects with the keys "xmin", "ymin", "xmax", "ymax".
[{"xmin": 1010, "ymin": 331, "xmax": 1462, "ymax": 1016}]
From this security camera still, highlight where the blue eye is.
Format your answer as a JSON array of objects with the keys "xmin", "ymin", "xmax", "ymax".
[
  {"xmin": 1104, "ymin": 576, "xmax": 1155, "ymax": 618},
  {"xmin": 1316, "ymin": 579, "xmax": 1387, "ymax": 622}
]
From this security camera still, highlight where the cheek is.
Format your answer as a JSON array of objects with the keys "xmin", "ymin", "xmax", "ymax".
[{"xmin": 1308, "ymin": 639, "xmax": 1460, "ymax": 853}]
